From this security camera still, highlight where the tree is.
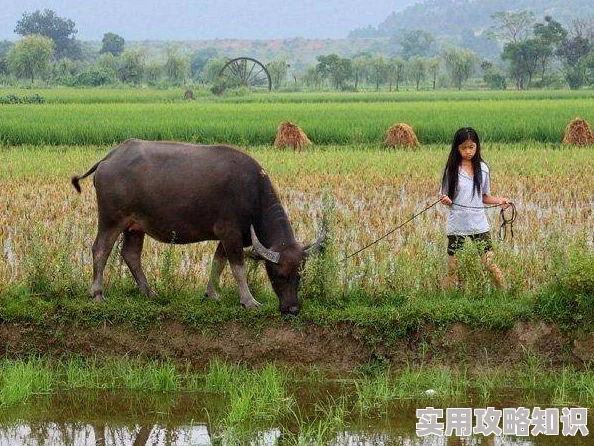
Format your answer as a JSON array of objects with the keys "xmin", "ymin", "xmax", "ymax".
[
  {"xmin": 7, "ymin": 34, "xmax": 54, "ymax": 83},
  {"xmin": 315, "ymin": 54, "xmax": 352, "ymax": 89},
  {"xmin": 428, "ymin": 57, "xmax": 440, "ymax": 90},
  {"xmin": 352, "ymin": 54, "xmax": 370, "ymax": 90},
  {"xmin": 489, "ymin": 10, "xmax": 534, "ymax": 44},
  {"xmin": 585, "ymin": 52, "xmax": 594, "ymax": 86},
  {"xmin": 533, "ymin": 16, "xmax": 567, "ymax": 79},
  {"xmin": 502, "ymin": 39, "xmax": 548, "ymax": 89},
  {"xmin": 164, "ymin": 46, "xmax": 189, "ymax": 85},
  {"xmin": 117, "ymin": 49, "xmax": 145, "ymax": 85},
  {"xmin": 303, "ymin": 66, "xmax": 323, "ymax": 89},
  {"xmin": 387, "ymin": 56, "xmax": 405, "ymax": 91},
  {"xmin": 199, "ymin": 57, "xmax": 226, "ymax": 84},
  {"xmin": 15, "ymin": 9, "xmax": 81, "ymax": 60},
  {"xmin": 401, "ymin": 30, "xmax": 436, "ymax": 60},
  {"xmin": 408, "ymin": 56, "xmax": 426, "ymax": 90},
  {"xmin": 0, "ymin": 40, "xmax": 14, "ymax": 76},
  {"xmin": 267, "ymin": 60, "xmax": 289, "ymax": 90},
  {"xmin": 481, "ymin": 61, "xmax": 506, "ymax": 90},
  {"xmin": 369, "ymin": 57, "xmax": 388, "ymax": 91},
  {"xmin": 100, "ymin": 33, "xmax": 125, "ymax": 56},
  {"xmin": 556, "ymin": 35, "xmax": 592, "ymax": 89},
  {"xmin": 190, "ymin": 48, "xmax": 218, "ymax": 79},
  {"xmin": 145, "ymin": 60, "xmax": 164, "ymax": 85},
  {"xmin": 442, "ymin": 48, "xmax": 476, "ymax": 90}
]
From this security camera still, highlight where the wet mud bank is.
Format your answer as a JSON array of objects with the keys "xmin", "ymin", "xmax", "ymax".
[{"xmin": 1, "ymin": 319, "xmax": 592, "ymax": 372}]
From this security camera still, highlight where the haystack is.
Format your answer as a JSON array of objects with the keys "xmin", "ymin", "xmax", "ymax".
[
  {"xmin": 562, "ymin": 117, "xmax": 593, "ymax": 145},
  {"xmin": 274, "ymin": 121, "xmax": 312, "ymax": 151},
  {"xmin": 383, "ymin": 123, "xmax": 419, "ymax": 148}
]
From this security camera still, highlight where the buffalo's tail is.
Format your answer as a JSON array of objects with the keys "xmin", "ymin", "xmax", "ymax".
[{"xmin": 71, "ymin": 161, "xmax": 102, "ymax": 193}]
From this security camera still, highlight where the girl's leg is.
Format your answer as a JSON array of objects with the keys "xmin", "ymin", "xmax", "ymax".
[
  {"xmin": 481, "ymin": 251, "xmax": 506, "ymax": 290},
  {"xmin": 443, "ymin": 255, "xmax": 458, "ymax": 290}
]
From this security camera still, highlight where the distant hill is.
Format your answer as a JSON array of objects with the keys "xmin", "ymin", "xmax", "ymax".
[
  {"xmin": 354, "ymin": 0, "xmax": 594, "ymax": 39},
  {"xmin": 122, "ymin": 0, "xmax": 593, "ymax": 73},
  {"xmin": 350, "ymin": 0, "xmax": 594, "ymax": 58}
]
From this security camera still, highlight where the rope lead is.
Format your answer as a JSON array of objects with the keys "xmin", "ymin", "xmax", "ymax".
[{"xmin": 342, "ymin": 200, "xmax": 516, "ymax": 261}]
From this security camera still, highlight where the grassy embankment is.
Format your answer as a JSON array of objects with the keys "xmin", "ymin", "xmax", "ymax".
[{"xmin": 0, "ymin": 89, "xmax": 592, "ymax": 385}]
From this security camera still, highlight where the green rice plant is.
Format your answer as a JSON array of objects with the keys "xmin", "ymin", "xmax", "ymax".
[
  {"xmin": 0, "ymin": 358, "xmax": 54, "ymax": 406},
  {"xmin": 204, "ymin": 358, "xmax": 242, "ymax": 394},
  {"xmin": 104, "ymin": 358, "xmax": 180, "ymax": 391},
  {"xmin": 60, "ymin": 356, "xmax": 102, "ymax": 389},
  {"xmin": 393, "ymin": 365, "xmax": 470, "ymax": 402},
  {"xmin": 1, "ymin": 91, "xmax": 594, "ymax": 146},
  {"xmin": 552, "ymin": 367, "xmax": 573, "ymax": 406},
  {"xmin": 354, "ymin": 369, "xmax": 393, "ymax": 416},
  {"xmin": 225, "ymin": 363, "xmax": 294, "ymax": 426},
  {"xmin": 280, "ymin": 395, "xmax": 348, "ymax": 446}
]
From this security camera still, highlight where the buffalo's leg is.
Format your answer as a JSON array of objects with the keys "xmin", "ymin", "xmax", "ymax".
[
  {"xmin": 121, "ymin": 230, "xmax": 153, "ymax": 297},
  {"xmin": 205, "ymin": 242, "xmax": 227, "ymax": 300},
  {"xmin": 221, "ymin": 236, "xmax": 261, "ymax": 309},
  {"xmin": 90, "ymin": 226, "xmax": 122, "ymax": 301}
]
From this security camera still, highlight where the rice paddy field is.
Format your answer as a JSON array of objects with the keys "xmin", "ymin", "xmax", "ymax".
[{"xmin": 0, "ymin": 88, "xmax": 593, "ymax": 443}]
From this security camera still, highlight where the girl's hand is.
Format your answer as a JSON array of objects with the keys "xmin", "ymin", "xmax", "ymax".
[
  {"xmin": 440, "ymin": 194, "xmax": 452, "ymax": 206},
  {"xmin": 499, "ymin": 198, "xmax": 511, "ymax": 210}
]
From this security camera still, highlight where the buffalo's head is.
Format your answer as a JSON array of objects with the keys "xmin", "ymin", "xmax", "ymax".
[{"xmin": 250, "ymin": 225, "xmax": 326, "ymax": 315}]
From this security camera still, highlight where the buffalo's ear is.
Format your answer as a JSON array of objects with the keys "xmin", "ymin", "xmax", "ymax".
[
  {"xmin": 303, "ymin": 238, "xmax": 325, "ymax": 257},
  {"xmin": 303, "ymin": 219, "xmax": 328, "ymax": 257}
]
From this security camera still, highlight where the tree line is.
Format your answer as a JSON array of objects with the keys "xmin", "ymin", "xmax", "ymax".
[{"xmin": 1, "ymin": 9, "xmax": 594, "ymax": 91}]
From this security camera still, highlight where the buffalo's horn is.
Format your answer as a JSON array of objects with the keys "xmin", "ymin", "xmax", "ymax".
[{"xmin": 250, "ymin": 225, "xmax": 281, "ymax": 264}]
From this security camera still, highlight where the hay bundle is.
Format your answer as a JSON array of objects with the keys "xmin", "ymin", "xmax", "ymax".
[
  {"xmin": 383, "ymin": 123, "xmax": 419, "ymax": 148},
  {"xmin": 273, "ymin": 121, "xmax": 312, "ymax": 151},
  {"xmin": 562, "ymin": 117, "xmax": 593, "ymax": 145}
]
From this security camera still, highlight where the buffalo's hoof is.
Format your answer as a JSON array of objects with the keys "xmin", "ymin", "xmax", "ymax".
[
  {"xmin": 205, "ymin": 289, "xmax": 219, "ymax": 301},
  {"xmin": 93, "ymin": 294, "xmax": 105, "ymax": 303},
  {"xmin": 241, "ymin": 298, "xmax": 261, "ymax": 309}
]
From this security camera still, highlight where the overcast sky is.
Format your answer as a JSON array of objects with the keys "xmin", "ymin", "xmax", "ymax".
[{"xmin": 1, "ymin": 0, "xmax": 420, "ymax": 41}]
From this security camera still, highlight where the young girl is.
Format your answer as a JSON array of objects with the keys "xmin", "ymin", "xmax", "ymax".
[{"xmin": 439, "ymin": 127, "xmax": 511, "ymax": 290}]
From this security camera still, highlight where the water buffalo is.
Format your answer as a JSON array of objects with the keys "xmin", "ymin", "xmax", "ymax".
[{"xmin": 71, "ymin": 139, "xmax": 325, "ymax": 315}]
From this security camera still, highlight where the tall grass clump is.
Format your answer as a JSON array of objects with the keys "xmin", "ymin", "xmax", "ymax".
[
  {"xmin": 354, "ymin": 370, "xmax": 394, "ymax": 417},
  {"xmin": 204, "ymin": 358, "xmax": 242, "ymax": 393},
  {"xmin": 301, "ymin": 192, "xmax": 342, "ymax": 306},
  {"xmin": 455, "ymin": 239, "xmax": 494, "ymax": 299},
  {"xmin": 155, "ymin": 237, "xmax": 183, "ymax": 302},
  {"xmin": 224, "ymin": 363, "xmax": 294, "ymax": 426},
  {"xmin": 0, "ymin": 359, "xmax": 53, "ymax": 406},
  {"xmin": 107, "ymin": 359, "xmax": 181, "ymax": 392},
  {"xmin": 536, "ymin": 238, "xmax": 594, "ymax": 330}
]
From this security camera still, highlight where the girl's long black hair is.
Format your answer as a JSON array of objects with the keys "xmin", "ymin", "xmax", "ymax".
[{"xmin": 441, "ymin": 127, "xmax": 484, "ymax": 200}]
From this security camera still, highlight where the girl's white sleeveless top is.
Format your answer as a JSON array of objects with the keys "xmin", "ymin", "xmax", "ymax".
[{"xmin": 443, "ymin": 162, "xmax": 491, "ymax": 236}]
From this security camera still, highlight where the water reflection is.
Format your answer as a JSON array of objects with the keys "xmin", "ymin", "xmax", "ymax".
[
  {"xmin": 0, "ymin": 391, "xmax": 589, "ymax": 445},
  {"xmin": 0, "ymin": 423, "xmax": 587, "ymax": 445}
]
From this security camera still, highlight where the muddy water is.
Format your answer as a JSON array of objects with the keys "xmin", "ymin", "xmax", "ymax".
[{"xmin": 0, "ymin": 391, "xmax": 590, "ymax": 445}]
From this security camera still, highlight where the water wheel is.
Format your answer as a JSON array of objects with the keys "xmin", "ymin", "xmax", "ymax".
[{"xmin": 218, "ymin": 57, "xmax": 272, "ymax": 92}]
